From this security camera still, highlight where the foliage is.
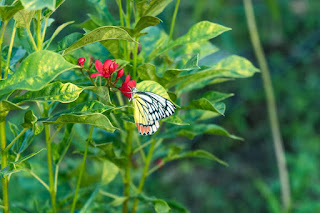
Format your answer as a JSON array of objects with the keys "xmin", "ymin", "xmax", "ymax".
[{"xmin": 0, "ymin": 0, "xmax": 258, "ymax": 212}]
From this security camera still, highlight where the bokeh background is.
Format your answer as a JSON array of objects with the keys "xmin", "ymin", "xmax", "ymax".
[{"xmin": 8, "ymin": 0, "xmax": 320, "ymax": 212}]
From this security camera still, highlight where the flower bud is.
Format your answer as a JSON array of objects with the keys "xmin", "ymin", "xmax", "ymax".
[
  {"xmin": 78, "ymin": 57, "xmax": 85, "ymax": 66},
  {"xmin": 117, "ymin": 68, "xmax": 124, "ymax": 79}
]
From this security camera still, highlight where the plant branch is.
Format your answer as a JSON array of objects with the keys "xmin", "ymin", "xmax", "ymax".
[
  {"xmin": 122, "ymin": 128, "xmax": 133, "ymax": 213},
  {"xmin": 43, "ymin": 102, "xmax": 57, "ymax": 213},
  {"xmin": 28, "ymin": 170, "xmax": 50, "ymax": 191},
  {"xmin": 4, "ymin": 23, "xmax": 16, "ymax": 79},
  {"xmin": 26, "ymin": 26, "xmax": 38, "ymax": 51},
  {"xmin": 168, "ymin": 0, "xmax": 180, "ymax": 42},
  {"xmin": 131, "ymin": 139, "xmax": 156, "ymax": 213},
  {"xmin": 0, "ymin": 115, "xmax": 9, "ymax": 213},
  {"xmin": 36, "ymin": 10, "xmax": 42, "ymax": 50},
  {"xmin": 71, "ymin": 125, "xmax": 94, "ymax": 213},
  {"xmin": 4, "ymin": 128, "xmax": 28, "ymax": 152},
  {"xmin": 0, "ymin": 21, "xmax": 8, "ymax": 79},
  {"xmin": 243, "ymin": 0, "xmax": 291, "ymax": 210}
]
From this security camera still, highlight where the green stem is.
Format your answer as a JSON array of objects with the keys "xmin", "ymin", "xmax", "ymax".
[
  {"xmin": 0, "ymin": 115, "xmax": 9, "ymax": 213},
  {"xmin": 36, "ymin": 10, "xmax": 42, "ymax": 50},
  {"xmin": 71, "ymin": 126, "xmax": 94, "ymax": 213},
  {"xmin": 168, "ymin": 0, "xmax": 180, "ymax": 42},
  {"xmin": 4, "ymin": 23, "xmax": 16, "ymax": 79},
  {"xmin": 125, "ymin": 0, "xmax": 131, "ymax": 61},
  {"xmin": 41, "ymin": 17, "xmax": 49, "ymax": 44},
  {"xmin": 29, "ymin": 170, "xmax": 50, "ymax": 191},
  {"xmin": 26, "ymin": 26, "xmax": 38, "ymax": 51},
  {"xmin": 0, "ymin": 21, "xmax": 8, "ymax": 80},
  {"xmin": 131, "ymin": 139, "xmax": 156, "ymax": 213},
  {"xmin": 122, "ymin": 128, "xmax": 133, "ymax": 213},
  {"xmin": 243, "ymin": 0, "xmax": 291, "ymax": 210},
  {"xmin": 4, "ymin": 128, "xmax": 28, "ymax": 152},
  {"xmin": 132, "ymin": 39, "xmax": 138, "ymax": 79},
  {"xmin": 118, "ymin": 0, "xmax": 125, "ymax": 27},
  {"xmin": 43, "ymin": 102, "xmax": 57, "ymax": 213}
]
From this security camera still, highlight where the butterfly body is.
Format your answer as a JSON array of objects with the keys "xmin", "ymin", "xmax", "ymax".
[{"xmin": 130, "ymin": 87, "xmax": 176, "ymax": 135}]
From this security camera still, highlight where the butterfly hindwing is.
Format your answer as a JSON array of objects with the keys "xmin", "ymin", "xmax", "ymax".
[{"xmin": 132, "ymin": 89, "xmax": 176, "ymax": 135}]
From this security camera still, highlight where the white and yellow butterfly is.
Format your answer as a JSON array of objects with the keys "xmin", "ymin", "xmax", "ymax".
[{"xmin": 130, "ymin": 87, "xmax": 176, "ymax": 135}]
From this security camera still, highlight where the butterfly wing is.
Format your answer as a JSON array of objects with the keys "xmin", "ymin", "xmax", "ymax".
[{"xmin": 132, "ymin": 91, "xmax": 176, "ymax": 135}]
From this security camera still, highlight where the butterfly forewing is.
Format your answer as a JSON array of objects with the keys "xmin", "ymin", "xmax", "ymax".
[{"xmin": 132, "ymin": 88, "xmax": 176, "ymax": 135}]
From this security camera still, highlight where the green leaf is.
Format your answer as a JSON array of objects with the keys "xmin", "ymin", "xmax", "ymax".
[
  {"xmin": 14, "ymin": 10, "xmax": 36, "ymax": 28},
  {"xmin": 154, "ymin": 199, "xmax": 171, "ymax": 213},
  {"xmin": 43, "ymin": 0, "xmax": 65, "ymax": 17},
  {"xmin": 149, "ymin": 21, "xmax": 230, "ymax": 60},
  {"xmin": 88, "ymin": 86, "xmax": 113, "ymax": 106},
  {"xmin": 20, "ymin": 0, "xmax": 56, "ymax": 10},
  {"xmin": 144, "ymin": 0, "xmax": 173, "ymax": 17},
  {"xmin": 52, "ymin": 124, "xmax": 73, "ymax": 164},
  {"xmin": 80, "ymin": 183, "xmax": 101, "ymax": 213},
  {"xmin": 100, "ymin": 40, "xmax": 120, "ymax": 58},
  {"xmin": 137, "ymin": 63, "xmax": 160, "ymax": 81},
  {"xmin": 0, "ymin": 1, "xmax": 24, "ymax": 22},
  {"xmin": 165, "ymin": 149, "xmax": 228, "ymax": 166},
  {"xmin": 0, "ymin": 100, "xmax": 28, "ymax": 114},
  {"xmin": 134, "ymin": 16, "xmax": 161, "ymax": 34},
  {"xmin": 15, "ymin": 148, "xmax": 46, "ymax": 165},
  {"xmin": 68, "ymin": 100, "xmax": 114, "ymax": 114},
  {"xmin": 57, "ymin": 32, "xmax": 83, "ymax": 51},
  {"xmin": 45, "ymin": 113, "xmax": 117, "ymax": 132},
  {"xmin": 101, "ymin": 160, "xmax": 119, "ymax": 185},
  {"xmin": 20, "ymin": 110, "xmax": 43, "ymax": 135},
  {"xmin": 183, "ymin": 98, "xmax": 225, "ymax": 115},
  {"xmin": 0, "ymin": 50, "xmax": 78, "ymax": 96},
  {"xmin": 13, "ymin": 129, "xmax": 34, "ymax": 154},
  {"xmin": 176, "ymin": 55, "xmax": 259, "ymax": 93},
  {"xmin": 159, "ymin": 124, "xmax": 242, "ymax": 140},
  {"xmin": 162, "ymin": 114, "xmax": 189, "ymax": 125},
  {"xmin": 110, "ymin": 196, "xmax": 128, "ymax": 207},
  {"xmin": 44, "ymin": 21, "xmax": 74, "ymax": 49},
  {"xmin": 202, "ymin": 91, "xmax": 234, "ymax": 103},
  {"xmin": 13, "ymin": 82, "xmax": 84, "ymax": 103},
  {"xmin": 63, "ymin": 26, "xmax": 135, "ymax": 55},
  {"xmin": 136, "ymin": 80, "xmax": 173, "ymax": 103}
]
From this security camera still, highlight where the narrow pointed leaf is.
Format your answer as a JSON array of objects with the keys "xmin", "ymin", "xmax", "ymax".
[
  {"xmin": 144, "ymin": 0, "xmax": 173, "ymax": 16},
  {"xmin": 0, "ymin": 100, "xmax": 28, "ymax": 114},
  {"xmin": 134, "ymin": 16, "xmax": 161, "ymax": 34}
]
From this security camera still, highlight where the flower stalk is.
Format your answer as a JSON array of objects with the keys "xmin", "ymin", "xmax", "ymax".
[
  {"xmin": 4, "ymin": 22, "xmax": 16, "ymax": 79},
  {"xmin": 168, "ymin": 0, "xmax": 180, "ymax": 42}
]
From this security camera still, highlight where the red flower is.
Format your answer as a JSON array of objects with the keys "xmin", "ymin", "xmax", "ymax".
[
  {"xmin": 116, "ymin": 68, "xmax": 124, "ymax": 79},
  {"xmin": 119, "ymin": 75, "xmax": 136, "ymax": 99},
  {"xmin": 90, "ymin": 59, "xmax": 119, "ymax": 78},
  {"xmin": 78, "ymin": 57, "xmax": 85, "ymax": 66}
]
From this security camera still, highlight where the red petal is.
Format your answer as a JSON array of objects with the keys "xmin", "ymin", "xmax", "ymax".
[
  {"xmin": 124, "ymin": 74, "xmax": 131, "ymax": 84},
  {"xmin": 128, "ymin": 80, "xmax": 136, "ymax": 89},
  {"xmin": 116, "ymin": 68, "xmax": 124, "ymax": 78},
  {"xmin": 95, "ymin": 60, "xmax": 103, "ymax": 73},
  {"xmin": 90, "ymin": 72, "xmax": 103, "ymax": 78},
  {"xmin": 103, "ymin": 59, "xmax": 112, "ymax": 71},
  {"xmin": 110, "ymin": 63, "xmax": 119, "ymax": 73}
]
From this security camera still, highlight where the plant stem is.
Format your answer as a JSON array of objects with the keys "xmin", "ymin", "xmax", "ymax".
[
  {"xmin": 118, "ymin": 0, "xmax": 125, "ymax": 27},
  {"xmin": 43, "ymin": 102, "xmax": 57, "ymax": 213},
  {"xmin": 122, "ymin": 128, "xmax": 133, "ymax": 213},
  {"xmin": 0, "ymin": 21, "xmax": 8, "ymax": 79},
  {"xmin": 0, "ymin": 115, "xmax": 9, "ymax": 213},
  {"xmin": 243, "ymin": 0, "xmax": 291, "ymax": 210},
  {"xmin": 41, "ymin": 17, "xmax": 49, "ymax": 44},
  {"xmin": 4, "ymin": 23, "xmax": 16, "ymax": 79},
  {"xmin": 125, "ymin": 0, "xmax": 131, "ymax": 61},
  {"xmin": 4, "ymin": 128, "xmax": 28, "ymax": 152},
  {"xmin": 71, "ymin": 126, "xmax": 94, "ymax": 213},
  {"xmin": 131, "ymin": 139, "xmax": 156, "ymax": 213},
  {"xmin": 26, "ymin": 26, "xmax": 38, "ymax": 51},
  {"xmin": 168, "ymin": 0, "xmax": 180, "ymax": 42},
  {"xmin": 29, "ymin": 170, "xmax": 50, "ymax": 191},
  {"xmin": 132, "ymin": 39, "xmax": 138, "ymax": 79},
  {"xmin": 36, "ymin": 10, "xmax": 42, "ymax": 50}
]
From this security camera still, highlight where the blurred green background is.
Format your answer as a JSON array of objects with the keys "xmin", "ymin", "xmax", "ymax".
[{"xmin": 10, "ymin": 0, "xmax": 320, "ymax": 212}]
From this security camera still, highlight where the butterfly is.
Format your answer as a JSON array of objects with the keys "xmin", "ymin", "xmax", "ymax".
[{"xmin": 130, "ymin": 87, "xmax": 176, "ymax": 135}]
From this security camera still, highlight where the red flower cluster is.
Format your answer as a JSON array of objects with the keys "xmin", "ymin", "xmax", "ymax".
[
  {"xmin": 90, "ymin": 59, "xmax": 123, "ymax": 79},
  {"xmin": 119, "ymin": 75, "xmax": 136, "ymax": 99}
]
